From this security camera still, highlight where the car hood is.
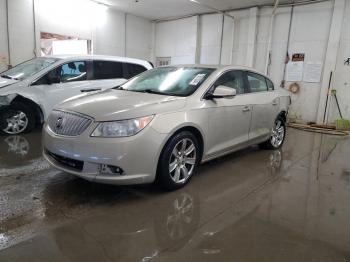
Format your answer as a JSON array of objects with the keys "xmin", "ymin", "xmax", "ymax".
[
  {"xmin": 56, "ymin": 89, "xmax": 187, "ymax": 121},
  {"xmin": 0, "ymin": 77, "xmax": 19, "ymax": 89}
]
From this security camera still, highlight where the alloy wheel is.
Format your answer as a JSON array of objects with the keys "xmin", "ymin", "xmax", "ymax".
[
  {"xmin": 3, "ymin": 111, "xmax": 29, "ymax": 135},
  {"xmin": 169, "ymin": 138, "xmax": 197, "ymax": 184},
  {"xmin": 271, "ymin": 120, "xmax": 285, "ymax": 148}
]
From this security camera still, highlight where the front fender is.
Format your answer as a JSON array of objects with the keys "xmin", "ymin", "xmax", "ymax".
[{"xmin": 150, "ymin": 109, "xmax": 209, "ymax": 154}]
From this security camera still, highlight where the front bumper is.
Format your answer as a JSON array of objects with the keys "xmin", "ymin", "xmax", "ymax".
[{"xmin": 43, "ymin": 123, "xmax": 167, "ymax": 185}]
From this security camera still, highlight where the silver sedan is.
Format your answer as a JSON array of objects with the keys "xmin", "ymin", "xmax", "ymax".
[{"xmin": 43, "ymin": 65, "xmax": 290, "ymax": 190}]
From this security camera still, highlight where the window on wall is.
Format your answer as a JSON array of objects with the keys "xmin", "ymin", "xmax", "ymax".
[
  {"xmin": 92, "ymin": 61, "xmax": 123, "ymax": 79},
  {"xmin": 40, "ymin": 32, "xmax": 91, "ymax": 56},
  {"xmin": 156, "ymin": 57, "xmax": 171, "ymax": 67},
  {"xmin": 247, "ymin": 72, "xmax": 268, "ymax": 93}
]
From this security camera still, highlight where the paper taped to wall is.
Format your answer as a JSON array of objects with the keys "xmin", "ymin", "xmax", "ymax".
[
  {"xmin": 303, "ymin": 62, "xmax": 323, "ymax": 83},
  {"xmin": 286, "ymin": 61, "xmax": 304, "ymax": 82}
]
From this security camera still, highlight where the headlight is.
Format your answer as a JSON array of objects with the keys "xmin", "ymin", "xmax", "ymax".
[{"xmin": 91, "ymin": 115, "xmax": 154, "ymax": 137}]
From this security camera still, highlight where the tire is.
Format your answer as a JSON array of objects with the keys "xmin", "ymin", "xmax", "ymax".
[
  {"xmin": 259, "ymin": 117, "xmax": 286, "ymax": 150},
  {"xmin": 0, "ymin": 102, "xmax": 36, "ymax": 135},
  {"xmin": 157, "ymin": 131, "xmax": 200, "ymax": 190}
]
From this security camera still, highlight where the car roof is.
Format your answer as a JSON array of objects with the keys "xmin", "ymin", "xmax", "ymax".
[
  {"xmin": 44, "ymin": 55, "xmax": 152, "ymax": 68},
  {"xmin": 160, "ymin": 64, "xmax": 265, "ymax": 74},
  {"xmin": 159, "ymin": 64, "xmax": 273, "ymax": 83}
]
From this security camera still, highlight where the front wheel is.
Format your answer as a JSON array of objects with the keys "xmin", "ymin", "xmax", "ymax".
[
  {"xmin": 259, "ymin": 118, "xmax": 286, "ymax": 150},
  {"xmin": 157, "ymin": 131, "xmax": 200, "ymax": 190},
  {"xmin": 0, "ymin": 103, "xmax": 35, "ymax": 135}
]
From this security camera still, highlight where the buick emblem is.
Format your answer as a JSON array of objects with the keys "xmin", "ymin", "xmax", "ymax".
[{"xmin": 55, "ymin": 117, "xmax": 64, "ymax": 129}]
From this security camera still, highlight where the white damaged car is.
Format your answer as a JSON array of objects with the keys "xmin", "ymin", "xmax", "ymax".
[{"xmin": 0, "ymin": 55, "xmax": 153, "ymax": 135}]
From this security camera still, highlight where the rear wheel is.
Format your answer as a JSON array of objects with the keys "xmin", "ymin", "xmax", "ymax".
[
  {"xmin": 157, "ymin": 131, "xmax": 200, "ymax": 190},
  {"xmin": 0, "ymin": 103, "xmax": 35, "ymax": 135},
  {"xmin": 259, "ymin": 117, "xmax": 286, "ymax": 150}
]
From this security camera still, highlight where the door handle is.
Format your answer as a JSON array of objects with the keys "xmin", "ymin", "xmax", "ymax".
[
  {"xmin": 242, "ymin": 106, "xmax": 251, "ymax": 112},
  {"xmin": 80, "ymin": 88, "xmax": 101, "ymax": 93}
]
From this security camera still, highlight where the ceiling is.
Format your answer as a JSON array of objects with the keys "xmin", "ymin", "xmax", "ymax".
[{"xmin": 99, "ymin": 0, "xmax": 295, "ymax": 20}]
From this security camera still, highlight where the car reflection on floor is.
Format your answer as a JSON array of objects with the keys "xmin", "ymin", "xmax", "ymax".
[
  {"xmin": 0, "ymin": 129, "xmax": 350, "ymax": 262},
  {"xmin": 0, "ymin": 128, "xmax": 46, "ymax": 172}
]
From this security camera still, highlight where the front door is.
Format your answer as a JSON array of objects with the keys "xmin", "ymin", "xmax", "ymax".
[
  {"xmin": 205, "ymin": 70, "xmax": 252, "ymax": 158},
  {"xmin": 32, "ymin": 60, "xmax": 92, "ymax": 116}
]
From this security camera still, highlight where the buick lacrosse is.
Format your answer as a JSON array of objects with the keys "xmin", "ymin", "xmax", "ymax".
[{"xmin": 43, "ymin": 65, "xmax": 290, "ymax": 190}]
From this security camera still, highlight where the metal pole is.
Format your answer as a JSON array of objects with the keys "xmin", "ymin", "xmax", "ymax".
[
  {"xmin": 281, "ymin": 5, "xmax": 294, "ymax": 87},
  {"xmin": 5, "ymin": 0, "xmax": 11, "ymax": 67},
  {"xmin": 219, "ymin": 13, "xmax": 224, "ymax": 65},
  {"xmin": 265, "ymin": 0, "xmax": 280, "ymax": 75},
  {"xmin": 32, "ymin": 0, "xmax": 38, "ymax": 57}
]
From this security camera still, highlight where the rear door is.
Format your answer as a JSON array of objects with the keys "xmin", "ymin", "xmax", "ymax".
[
  {"xmin": 245, "ymin": 71, "xmax": 280, "ymax": 142},
  {"xmin": 90, "ymin": 60, "xmax": 127, "ymax": 89},
  {"xmin": 205, "ymin": 70, "xmax": 252, "ymax": 158}
]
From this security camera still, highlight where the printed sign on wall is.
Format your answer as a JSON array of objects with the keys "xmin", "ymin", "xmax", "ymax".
[{"xmin": 286, "ymin": 53, "xmax": 305, "ymax": 82}]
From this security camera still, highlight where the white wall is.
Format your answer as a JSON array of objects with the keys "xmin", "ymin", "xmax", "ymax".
[
  {"xmin": 0, "ymin": 0, "xmax": 153, "ymax": 71},
  {"xmin": 8, "ymin": 0, "xmax": 36, "ymax": 66},
  {"xmin": 199, "ymin": 14, "xmax": 223, "ymax": 65},
  {"xmin": 125, "ymin": 14, "xmax": 153, "ymax": 61},
  {"xmin": 329, "ymin": 0, "xmax": 350, "ymax": 121},
  {"xmin": 154, "ymin": 0, "xmax": 349, "ymax": 123},
  {"xmin": 93, "ymin": 9, "xmax": 126, "ymax": 56},
  {"xmin": 286, "ymin": 2, "xmax": 333, "ymax": 122},
  {"xmin": 155, "ymin": 16, "xmax": 197, "ymax": 64},
  {"xmin": 0, "ymin": 0, "xmax": 8, "ymax": 72}
]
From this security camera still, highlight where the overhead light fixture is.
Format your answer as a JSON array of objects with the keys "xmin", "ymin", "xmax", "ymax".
[{"xmin": 189, "ymin": 0, "xmax": 234, "ymax": 19}]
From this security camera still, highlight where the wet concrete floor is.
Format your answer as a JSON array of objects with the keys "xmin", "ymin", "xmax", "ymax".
[{"xmin": 0, "ymin": 128, "xmax": 350, "ymax": 261}]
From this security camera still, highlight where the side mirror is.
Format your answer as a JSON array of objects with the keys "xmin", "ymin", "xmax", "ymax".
[{"xmin": 206, "ymin": 85, "xmax": 236, "ymax": 99}]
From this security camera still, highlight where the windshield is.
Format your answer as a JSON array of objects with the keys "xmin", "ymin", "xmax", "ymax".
[
  {"xmin": 120, "ymin": 67, "xmax": 215, "ymax": 96},
  {"xmin": 0, "ymin": 57, "xmax": 59, "ymax": 80}
]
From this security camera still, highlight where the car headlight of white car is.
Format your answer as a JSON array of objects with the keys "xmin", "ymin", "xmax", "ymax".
[{"xmin": 91, "ymin": 115, "xmax": 154, "ymax": 137}]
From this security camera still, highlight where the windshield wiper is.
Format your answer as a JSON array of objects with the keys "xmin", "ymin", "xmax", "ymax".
[
  {"xmin": 1, "ymin": 75, "xmax": 13, "ymax": 80},
  {"xmin": 142, "ymin": 89, "xmax": 183, "ymax": 96},
  {"xmin": 142, "ymin": 89, "xmax": 165, "ymax": 95}
]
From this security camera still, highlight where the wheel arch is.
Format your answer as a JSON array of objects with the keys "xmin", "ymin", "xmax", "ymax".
[
  {"xmin": 155, "ymin": 124, "xmax": 205, "ymax": 185},
  {"xmin": 156, "ymin": 124, "xmax": 205, "ymax": 170},
  {"xmin": 277, "ymin": 110, "xmax": 287, "ymax": 123},
  {"xmin": 11, "ymin": 95, "xmax": 44, "ymax": 125}
]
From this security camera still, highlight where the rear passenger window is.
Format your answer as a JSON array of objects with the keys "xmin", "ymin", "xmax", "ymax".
[
  {"xmin": 124, "ymin": 63, "xmax": 147, "ymax": 79},
  {"xmin": 213, "ymin": 70, "xmax": 246, "ymax": 95},
  {"xmin": 92, "ymin": 61, "xmax": 123, "ymax": 80},
  {"xmin": 247, "ymin": 72, "xmax": 268, "ymax": 93},
  {"xmin": 266, "ymin": 78, "xmax": 274, "ymax": 91}
]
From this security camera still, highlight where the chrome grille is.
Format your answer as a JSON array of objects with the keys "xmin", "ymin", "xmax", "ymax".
[{"xmin": 48, "ymin": 110, "xmax": 92, "ymax": 136}]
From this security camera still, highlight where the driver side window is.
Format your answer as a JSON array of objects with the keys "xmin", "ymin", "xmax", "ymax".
[
  {"xmin": 213, "ymin": 70, "xmax": 246, "ymax": 95},
  {"xmin": 32, "ymin": 61, "xmax": 87, "ymax": 86},
  {"xmin": 60, "ymin": 61, "xmax": 87, "ymax": 83}
]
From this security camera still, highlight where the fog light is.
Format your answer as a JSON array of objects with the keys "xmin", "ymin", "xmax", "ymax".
[{"xmin": 99, "ymin": 164, "xmax": 124, "ymax": 175}]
